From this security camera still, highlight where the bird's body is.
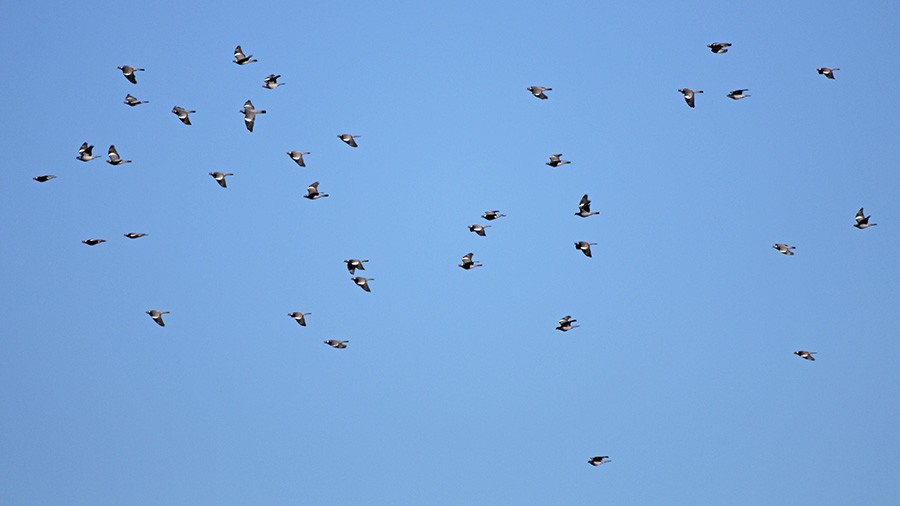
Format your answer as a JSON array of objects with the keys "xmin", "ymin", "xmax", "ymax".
[
  {"xmin": 233, "ymin": 45, "xmax": 257, "ymax": 65},
  {"xmin": 576, "ymin": 194, "xmax": 600, "ymax": 217},
  {"xmin": 557, "ymin": 315, "xmax": 579, "ymax": 332},
  {"xmin": 468, "ymin": 224, "xmax": 491, "ymax": 236},
  {"xmin": 263, "ymin": 74, "xmax": 285, "ymax": 89},
  {"xmin": 678, "ymin": 88, "xmax": 704, "ymax": 108},
  {"xmin": 527, "ymin": 86, "xmax": 552, "ymax": 99},
  {"xmin": 124, "ymin": 233, "xmax": 147, "ymax": 239},
  {"xmin": 124, "ymin": 94, "xmax": 148, "ymax": 106},
  {"xmin": 795, "ymin": 350, "xmax": 817, "ymax": 361},
  {"xmin": 338, "ymin": 134, "xmax": 360, "ymax": 147},
  {"xmin": 817, "ymin": 67, "xmax": 840, "ymax": 79},
  {"xmin": 352, "ymin": 277, "xmax": 374, "ymax": 292},
  {"xmin": 727, "ymin": 89, "xmax": 750, "ymax": 100},
  {"xmin": 33, "ymin": 175, "xmax": 56, "ymax": 183},
  {"xmin": 241, "ymin": 100, "xmax": 266, "ymax": 132},
  {"xmin": 773, "ymin": 243, "xmax": 796, "ymax": 256},
  {"xmin": 118, "ymin": 65, "xmax": 144, "ymax": 84},
  {"xmin": 575, "ymin": 241, "xmax": 596, "ymax": 258},
  {"xmin": 459, "ymin": 252, "xmax": 482, "ymax": 270},
  {"xmin": 288, "ymin": 312, "xmax": 312, "ymax": 326},
  {"xmin": 146, "ymin": 310, "xmax": 169, "ymax": 327},
  {"xmin": 172, "ymin": 106, "xmax": 195, "ymax": 125},
  {"xmin": 588, "ymin": 456, "xmax": 611, "ymax": 466},
  {"xmin": 77, "ymin": 142, "xmax": 98, "ymax": 162},
  {"xmin": 707, "ymin": 42, "xmax": 732, "ymax": 54},
  {"xmin": 482, "ymin": 210, "xmax": 506, "ymax": 221},
  {"xmin": 344, "ymin": 259, "xmax": 369, "ymax": 275},
  {"xmin": 854, "ymin": 208, "xmax": 877, "ymax": 229},
  {"xmin": 325, "ymin": 339, "xmax": 349, "ymax": 349},
  {"xmin": 106, "ymin": 145, "xmax": 132, "ymax": 165},
  {"xmin": 82, "ymin": 238, "xmax": 106, "ymax": 246},
  {"xmin": 546, "ymin": 154, "xmax": 571, "ymax": 167},
  {"xmin": 287, "ymin": 151, "xmax": 310, "ymax": 167},
  {"xmin": 304, "ymin": 181, "xmax": 329, "ymax": 200},
  {"xmin": 209, "ymin": 172, "xmax": 233, "ymax": 188}
]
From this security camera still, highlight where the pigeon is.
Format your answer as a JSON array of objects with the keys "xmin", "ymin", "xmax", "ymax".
[
  {"xmin": 324, "ymin": 339, "xmax": 349, "ymax": 349},
  {"xmin": 209, "ymin": 172, "xmax": 233, "ymax": 188},
  {"xmin": 588, "ymin": 456, "xmax": 611, "ymax": 466},
  {"xmin": 575, "ymin": 241, "xmax": 597, "ymax": 258},
  {"xmin": 794, "ymin": 350, "xmax": 817, "ymax": 361},
  {"xmin": 817, "ymin": 67, "xmax": 840, "ymax": 79},
  {"xmin": 546, "ymin": 154, "xmax": 571, "ymax": 167},
  {"xmin": 556, "ymin": 315, "xmax": 579, "ymax": 332},
  {"xmin": 82, "ymin": 238, "xmax": 106, "ymax": 246},
  {"xmin": 33, "ymin": 175, "xmax": 56, "ymax": 183},
  {"xmin": 482, "ymin": 210, "xmax": 506, "ymax": 221},
  {"xmin": 727, "ymin": 89, "xmax": 750, "ymax": 100},
  {"xmin": 773, "ymin": 243, "xmax": 796, "ymax": 256},
  {"xmin": 576, "ymin": 194, "xmax": 600, "ymax": 217},
  {"xmin": 344, "ymin": 259, "xmax": 369, "ymax": 275},
  {"xmin": 468, "ymin": 224, "xmax": 491, "ymax": 236},
  {"xmin": 678, "ymin": 88, "xmax": 704, "ymax": 108},
  {"xmin": 124, "ymin": 94, "xmax": 148, "ymax": 106},
  {"xmin": 263, "ymin": 74, "xmax": 285, "ymax": 89},
  {"xmin": 338, "ymin": 134, "xmax": 360, "ymax": 147},
  {"xmin": 240, "ymin": 100, "xmax": 266, "ymax": 132},
  {"xmin": 77, "ymin": 142, "xmax": 98, "ymax": 162},
  {"xmin": 146, "ymin": 309, "xmax": 169, "ymax": 327},
  {"xmin": 459, "ymin": 252, "xmax": 482, "ymax": 270},
  {"xmin": 288, "ymin": 312, "xmax": 312, "ymax": 326},
  {"xmin": 287, "ymin": 151, "xmax": 310, "ymax": 167},
  {"xmin": 124, "ymin": 233, "xmax": 147, "ymax": 239},
  {"xmin": 527, "ymin": 86, "xmax": 552, "ymax": 99},
  {"xmin": 233, "ymin": 45, "xmax": 257, "ymax": 65},
  {"xmin": 106, "ymin": 145, "xmax": 132, "ymax": 165},
  {"xmin": 304, "ymin": 181, "xmax": 329, "ymax": 200},
  {"xmin": 172, "ymin": 106, "xmax": 195, "ymax": 125},
  {"xmin": 707, "ymin": 42, "xmax": 732, "ymax": 54},
  {"xmin": 117, "ymin": 65, "xmax": 145, "ymax": 84},
  {"xmin": 854, "ymin": 208, "xmax": 877, "ymax": 229},
  {"xmin": 352, "ymin": 276, "xmax": 374, "ymax": 292}
]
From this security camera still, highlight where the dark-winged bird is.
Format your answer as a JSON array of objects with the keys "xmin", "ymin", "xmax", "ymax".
[
  {"xmin": 77, "ymin": 142, "xmax": 98, "ymax": 162},
  {"xmin": 588, "ymin": 456, "xmax": 611, "ymax": 466},
  {"xmin": 575, "ymin": 241, "xmax": 596, "ymax": 258},
  {"xmin": 146, "ymin": 310, "xmax": 169, "ymax": 327},
  {"xmin": 172, "ymin": 106, "xmax": 195, "ymax": 125},
  {"xmin": 854, "ymin": 208, "xmax": 877, "ymax": 229},
  {"xmin": 82, "ymin": 238, "xmax": 106, "ymax": 246},
  {"xmin": 794, "ymin": 350, "xmax": 816, "ymax": 361},
  {"xmin": 527, "ymin": 86, "xmax": 552, "ymax": 99},
  {"xmin": 727, "ymin": 89, "xmax": 750, "ymax": 100},
  {"xmin": 817, "ymin": 67, "xmax": 840, "ymax": 79},
  {"xmin": 352, "ymin": 277, "xmax": 374, "ymax": 292},
  {"xmin": 678, "ymin": 88, "xmax": 704, "ymax": 108},
  {"xmin": 468, "ymin": 224, "xmax": 491, "ymax": 236},
  {"xmin": 288, "ymin": 151, "xmax": 310, "ymax": 167},
  {"xmin": 773, "ymin": 243, "xmax": 796, "ymax": 256},
  {"xmin": 459, "ymin": 252, "xmax": 482, "ymax": 270},
  {"xmin": 124, "ymin": 233, "xmax": 146, "ymax": 239},
  {"xmin": 34, "ymin": 175, "xmax": 56, "ymax": 183},
  {"xmin": 241, "ymin": 100, "xmax": 266, "ymax": 132},
  {"xmin": 263, "ymin": 74, "xmax": 285, "ymax": 89},
  {"xmin": 325, "ymin": 339, "xmax": 349, "ymax": 349},
  {"xmin": 546, "ymin": 154, "xmax": 571, "ymax": 167},
  {"xmin": 233, "ymin": 45, "xmax": 257, "ymax": 65},
  {"xmin": 344, "ymin": 259, "xmax": 369, "ymax": 275},
  {"xmin": 576, "ymin": 194, "xmax": 600, "ymax": 217},
  {"xmin": 304, "ymin": 181, "xmax": 329, "ymax": 200},
  {"xmin": 106, "ymin": 145, "xmax": 132, "ymax": 165},
  {"xmin": 209, "ymin": 172, "xmax": 233, "ymax": 188},
  {"xmin": 118, "ymin": 65, "xmax": 145, "ymax": 84},
  {"xmin": 557, "ymin": 315, "xmax": 579, "ymax": 332},
  {"xmin": 707, "ymin": 42, "xmax": 732, "ymax": 54},
  {"xmin": 288, "ymin": 312, "xmax": 312, "ymax": 326},
  {"xmin": 124, "ymin": 94, "xmax": 148, "ymax": 106},
  {"xmin": 482, "ymin": 210, "xmax": 506, "ymax": 221},
  {"xmin": 338, "ymin": 134, "xmax": 360, "ymax": 147}
]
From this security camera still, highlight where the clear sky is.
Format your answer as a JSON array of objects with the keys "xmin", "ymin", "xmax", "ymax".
[{"xmin": 2, "ymin": 0, "xmax": 899, "ymax": 504}]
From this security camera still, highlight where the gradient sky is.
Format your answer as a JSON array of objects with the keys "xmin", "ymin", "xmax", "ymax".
[{"xmin": 3, "ymin": 0, "xmax": 900, "ymax": 504}]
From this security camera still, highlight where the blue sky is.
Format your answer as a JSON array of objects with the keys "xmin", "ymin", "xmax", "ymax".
[{"xmin": 2, "ymin": 0, "xmax": 900, "ymax": 504}]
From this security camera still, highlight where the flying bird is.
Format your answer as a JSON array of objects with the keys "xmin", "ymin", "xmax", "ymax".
[
  {"xmin": 556, "ymin": 315, "xmax": 579, "ymax": 332},
  {"xmin": 288, "ymin": 312, "xmax": 312, "ymax": 326},
  {"xmin": 459, "ymin": 252, "xmax": 482, "ymax": 270},
  {"xmin": 124, "ymin": 233, "xmax": 146, "ymax": 239},
  {"xmin": 588, "ymin": 456, "xmax": 611, "ymax": 466},
  {"xmin": 240, "ymin": 100, "xmax": 266, "ymax": 132},
  {"xmin": 172, "ymin": 106, "xmax": 195, "ymax": 125},
  {"xmin": 338, "ymin": 134, "xmax": 360, "ymax": 147},
  {"xmin": 527, "ymin": 86, "xmax": 552, "ymax": 99},
  {"xmin": 575, "ymin": 241, "xmax": 596, "ymax": 258},
  {"xmin": 546, "ymin": 154, "xmax": 571, "ymax": 167},
  {"xmin": 118, "ymin": 65, "xmax": 145, "ymax": 84},
  {"xmin": 287, "ymin": 151, "xmax": 310, "ymax": 167},
  {"xmin": 82, "ymin": 238, "xmax": 106, "ymax": 246},
  {"xmin": 146, "ymin": 309, "xmax": 169, "ymax": 327},
  {"xmin": 263, "ymin": 74, "xmax": 285, "ymax": 89},
  {"xmin": 304, "ymin": 181, "xmax": 329, "ymax": 200},
  {"xmin": 773, "ymin": 243, "xmax": 796, "ymax": 256},
  {"xmin": 817, "ymin": 67, "xmax": 840, "ymax": 79},
  {"xmin": 468, "ymin": 224, "xmax": 491, "ymax": 236},
  {"xmin": 33, "ymin": 175, "xmax": 56, "ymax": 183},
  {"xmin": 209, "ymin": 172, "xmax": 233, "ymax": 188},
  {"xmin": 352, "ymin": 276, "xmax": 374, "ymax": 292},
  {"xmin": 106, "ymin": 145, "xmax": 132, "ymax": 165},
  {"xmin": 233, "ymin": 45, "xmax": 257, "ymax": 65},
  {"xmin": 124, "ymin": 94, "xmax": 148, "ymax": 106},
  {"xmin": 576, "ymin": 194, "xmax": 600, "ymax": 217},
  {"xmin": 344, "ymin": 259, "xmax": 369, "ymax": 275},
  {"xmin": 707, "ymin": 42, "xmax": 732, "ymax": 54},
  {"xmin": 77, "ymin": 142, "xmax": 98, "ymax": 162},
  {"xmin": 794, "ymin": 350, "xmax": 817, "ymax": 361},
  {"xmin": 481, "ymin": 210, "xmax": 506, "ymax": 221},
  {"xmin": 854, "ymin": 208, "xmax": 877, "ymax": 229},
  {"xmin": 324, "ymin": 339, "xmax": 349, "ymax": 349},
  {"xmin": 678, "ymin": 88, "xmax": 704, "ymax": 108},
  {"xmin": 727, "ymin": 89, "xmax": 750, "ymax": 100}
]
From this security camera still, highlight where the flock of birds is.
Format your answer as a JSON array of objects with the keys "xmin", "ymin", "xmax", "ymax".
[{"xmin": 31, "ymin": 41, "xmax": 873, "ymax": 469}]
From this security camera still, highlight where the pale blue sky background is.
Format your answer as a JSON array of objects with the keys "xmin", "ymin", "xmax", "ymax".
[{"xmin": 2, "ymin": 0, "xmax": 899, "ymax": 504}]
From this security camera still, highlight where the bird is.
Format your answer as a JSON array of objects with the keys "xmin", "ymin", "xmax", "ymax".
[
  {"xmin": 304, "ymin": 181, "xmax": 329, "ymax": 200},
  {"xmin": 146, "ymin": 309, "xmax": 169, "ymax": 327},
  {"xmin": 707, "ymin": 42, "xmax": 732, "ymax": 54},
  {"xmin": 241, "ymin": 100, "xmax": 266, "ymax": 132},
  {"xmin": 344, "ymin": 259, "xmax": 369, "ymax": 275},
  {"xmin": 352, "ymin": 276, "xmax": 374, "ymax": 292},
  {"xmin": 233, "ymin": 45, "xmax": 257, "ymax": 65},
  {"xmin": 82, "ymin": 238, "xmax": 106, "ymax": 246},
  {"xmin": 773, "ymin": 243, "xmax": 796, "ymax": 256},
  {"xmin": 576, "ymin": 194, "xmax": 600, "ymax": 217},
  {"xmin": 556, "ymin": 316, "xmax": 579, "ymax": 332},
  {"xmin": 588, "ymin": 456, "xmax": 611, "ymax": 466},
  {"xmin": 546, "ymin": 154, "xmax": 571, "ymax": 167},
  {"xmin": 482, "ymin": 210, "xmax": 506, "ymax": 221},
  {"xmin": 124, "ymin": 94, "xmax": 148, "ymax": 106},
  {"xmin": 527, "ymin": 86, "xmax": 552, "ymax": 99},
  {"xmin": 263, "ymin": 74, "xmax": 285, "ymax": 89},
  {"xmin": 117, "ymin": 65, "xmax": 144, "ymax": 84},
  {"xmin": 77, "ymin": 142, "xmax": 98, "ymax": 162},
  {"xmin": 817, "ymin": 67, "xmax": 840, "ymax": 79},
  {"xmin": 468, "ymin": 224, "xmax": 491, "ymax": 236},
  {"xmin": 575, "ymin": 241, "xmax": 596, "ymax": 258},
  {"xmin": 854, "ymin": 208, "xmax": 877, "ymax": 229},
  {"xmin": 794, "ymin": 350, "xmax": 817, "ymax": 361},
  {"xmin": 33, "ymin": 175, "xmax": 56, "ymax": 183},
  {"xmin": 338, "ymin": 134, "xmax": 360, "ymax": 147},
  {"xmin": 324, "ymin": 339, "xmax": 349, "ymax": 349},
  {"xmin": 172, "ymin": 106, "xmax": 195, "ymax": 125},
  {"xmin": 459, "ymin": 252, "xmax": 482, "ymax": 270},
  {"xmin": 727, "ymin": 89, "xmax": 750, "ymax": 100},
  {"xmin": 678, "ymin": 88, "xmax": 704, "ymax": 108},
  {"xmin": 106, "ymin": 145, "xmax": 132, "ymax": 165},
  {"xmin": 287, "ymin": 151, "xmax": 310, "ymax": 167},
  {"xmin": 288, "ymin": 312, "xmax": 312, "ymax": 326},
  {"xmin": 209, "ymin": 172, "xmax": 233, "ymax": 188},
  {"xmin": 124, "ymin": 233, "xmax": 146, "ymax": 239}
]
